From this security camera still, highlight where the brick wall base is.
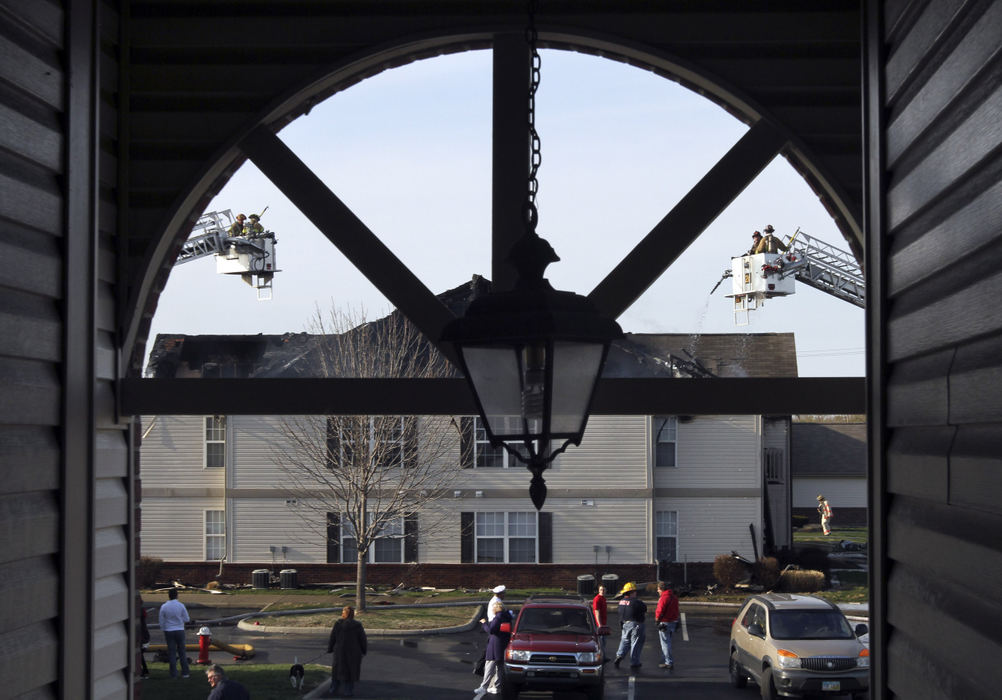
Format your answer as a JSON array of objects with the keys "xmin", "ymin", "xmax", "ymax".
[{"xmin": 151, "ymin": 561, "xmax": 718, "ymax": 592}]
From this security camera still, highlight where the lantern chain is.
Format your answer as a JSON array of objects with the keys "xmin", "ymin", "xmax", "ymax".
[{"xmin": 525, "ymin": 0, "xmax": 542, "ymax": 234}]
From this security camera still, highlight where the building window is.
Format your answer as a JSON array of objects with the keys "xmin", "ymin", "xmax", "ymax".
[
  {"xmin": 653, "ymin": 416, "xmax": 677, "ymax": 467},
  {"xmin": 205, "ymin": 510, "xmax": 225, "ymax": 561},
  {"xmin": 328, "ymin": 416, "xmax": 409, "ymax": 469},
  {"xmin": 475, "ymin": 511, "xmax": 537, "ymax": 563},
  {"xmin": 655, "ymin": 510, "xmax": 678, "ymax": 563},
  {"xmin": 340, "ymin": 515, "xmax": 405, "ymax": 563},
  {"xmin": 204, "ymin": 416, "xmax": 226, "ymax": 468},
  {"xmin": 473, "ymin": 417, "xmax": 528, "ymax": 468},
  {"xmin": 764, "ymin": 447, "xmax": 784, "ymax": 483}
]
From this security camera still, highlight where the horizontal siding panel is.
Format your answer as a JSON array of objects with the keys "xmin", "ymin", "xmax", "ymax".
[
  {"xmin": 92, "ymin": 621, "xmax": 128, "ymax": 681},
  {"xmin": 0, "ymin": 555, "xmax": 58, "ymax": 631},
  {"xmin": 0, "ymin": 231, "xmax": 61, "ymax": 298},
  {"xmin": 0, "ymin": 358, "xmax": 60, "ymax": 426},
  {"xmin": 0, "ymin": 24, "xmax": 62, "ymax": 109},
  {"xmin": 887, "ymin": 85, "xmax": 1001, "ymax": 229},
  {"xmin": 140, "ymin": 498, "xmax": 222, "ymax": 561},
  {"xmin": 0, "ymin": 425, "xmax": 58, "ymax": 493},
  {"xmin": 141, "ymin": 415, "xmax": 225, "ymax": 488},
  {"xmin": 886, "ymin": 349, "xmax": 953, "ymax": 426},
  {"xmin": 232, "ymin": 498, "xmax": 327, "ymax": 564},
  {"xmin": 0, "ymin": 620, "xmax": 58, "ymax": 695},
  {"xmin": 887, "ymin": 426, "xmax": 952, "ymax": 501},
  {"xmin": 0, "ymin": 167, "xmax": 62, "ymax": 234},
  {"xmin": 887, "ymin": 0, "xmax": 1002, "ymax": 163},
  {"xmin": 949, "ymin": 424, "xmax": 1002, "ymax": 514},
  {"xmin": 94, "ymin": 669, "xmax": 128, "ymax": 700},
  {"xmin": 546, "ymin": 499, "xmax": 648, "ymax": 564},
  {"xmin": 0, "ymin": 491, "xmax": 57, "ymax": 565},
  {"xmin": 0, "ymin": 292, "xmax": 60, "ymax": 361},
  {"xmin": 544, "ymin": 416, "xmax": 648, "ymax": 489},
  {"xmin": 659, "ymin": 497, "xmax": 760, "ymax": 562},
  {"xmin": 93, "ymin": 575, "xmax": 128, "ymax": 635},
  {"xmin": 890, "ymin": 179, "xmax": 1002, "ymax": 295},
  {"xmin": 884, "ymin": 0, "xmax": 969, "ymax": 104},
  {"xmin": 94, "ymin": 527, "xmax": 128, "ymax": 580},
  {"xmin": 948, "ymin": 332, "xmax": 1002, "ymax": 424},
  {"xmin": 95, "ymin": 478, "xmax": 128, "ymax": 530},
  {"xmin": 95, "ymin": 428, "xmax": 128, "ymax": 479},
  {"xmin": 662, "ymin": 415, "xmax": 759, "ymax": 489},
  {"xmin": 888, "ymin": 268, "xmax": 1002, "ymax": 361},
  {"xmin": 0, "ymin": 99, "xmax": 61, "ymax": 171}
]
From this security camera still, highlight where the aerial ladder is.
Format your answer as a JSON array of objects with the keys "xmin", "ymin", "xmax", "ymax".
[
  {"xmin": 712, "ymin": 228, "xmax": 865, "ymax": 325},
  {"xmin": 175, "ymin": 209, "xmax": 279, "ymax": 300}
]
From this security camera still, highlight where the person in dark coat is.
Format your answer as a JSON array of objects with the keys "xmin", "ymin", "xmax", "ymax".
[
  {"xmin": 479, "ymin": 601, "xmax": 513, "ymax": 695},
  {"xmin": 327, "ymin": 605, "xmax": 367, "ymax": 697}
]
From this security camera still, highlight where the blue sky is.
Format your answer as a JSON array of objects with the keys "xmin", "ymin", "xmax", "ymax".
[{"xmin": 149, "ymin": 49, "xmax": 864, "ymax": 377}]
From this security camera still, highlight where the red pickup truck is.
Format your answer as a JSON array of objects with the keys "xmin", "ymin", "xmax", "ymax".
[{"xmin": 502, "ymin": 598, "xmax": 609, "ymax": 700}]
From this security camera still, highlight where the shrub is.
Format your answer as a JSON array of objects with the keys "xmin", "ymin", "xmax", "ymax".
[
  {"xmin": 795, "ymin": 546, "xmax": 831, "ymax": 574},
  {"xmin": 791, "ymin": 514, "xmax": 809, "ymax": 529},
  {"xmin": 754, "ymin": 557, "xmax": 781, "ymax": 589},
  {"xmin": 778, "ymin": 569, "xmax": 826, "ymax": 592},
  {"xmin": 137, "ymin": 556, "xmax": 163, "ymax": 588},
  {"xmin": 713, "ymin": 554, "xmax": 746, "ymax": 589}
]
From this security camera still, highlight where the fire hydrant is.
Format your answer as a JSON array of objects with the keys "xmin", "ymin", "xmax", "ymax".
[{"xmin": 196, "ymin": 626, "xmax": 212, "ymax": 665}]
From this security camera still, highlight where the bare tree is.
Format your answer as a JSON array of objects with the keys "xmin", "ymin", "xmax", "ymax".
[{"xmin": 273, "ymin": 304, "xmax": 461, "ymax": 610}]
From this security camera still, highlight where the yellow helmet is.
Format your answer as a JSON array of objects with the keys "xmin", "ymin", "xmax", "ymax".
[{"xmin": 619, "ymin": 582, "xmax": 637, "ymax": 595}]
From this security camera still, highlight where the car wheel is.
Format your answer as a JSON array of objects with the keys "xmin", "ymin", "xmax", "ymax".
[
  {"xmin": 729, "ymin": 650, "xmax": 748, "ymax": 689},
  {"xmin": 759, "ymin": 667, "xmax": 779, "ymax": 700}
]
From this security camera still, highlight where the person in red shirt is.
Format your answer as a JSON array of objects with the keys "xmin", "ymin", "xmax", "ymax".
[
  {"xmin": 655, "ymin": 581, "xmax": 680, "ymax": 670},
  {"xmin": 591, "ymin": 585, "xmax": 608, "ymax": 656}
]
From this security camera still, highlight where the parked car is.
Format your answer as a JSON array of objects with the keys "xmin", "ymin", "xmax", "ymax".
[
  {"xmin": 502, "ymin": 597, "xmax": 608, "ymax": 700},
  {"xmin": 728, "ymin": 593, "xmax": 869, "ymax": 700}
]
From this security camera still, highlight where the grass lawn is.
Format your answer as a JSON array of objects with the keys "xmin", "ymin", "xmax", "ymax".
[
  {"xmin": 139, "ymin": 663, "xmax": 328, "ymax": 700},
  {"xmin": 794, "ymin": 525, "xmax": 868, "ymax": 547},
  {"xmin": 250, "ymin": 602, "xmax": 479, "ymax": 628}
]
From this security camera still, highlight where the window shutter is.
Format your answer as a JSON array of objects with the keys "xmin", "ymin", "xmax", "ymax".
[
  {"xmin": 538, "ymin": 511, "xmax": 552, "ymax": 563},
  {"xmin": 326, "ymin": 418, "xmax": 339, "ymax": 470},
  {"xmin": 460, "ymin": 417, "xmax": 473, "ymax": 468},
  {"xmin": 460, "ymin": 511, "xmax": 474, "ymax": 563},
  {"xmin": 404, "ymin": 513, "xmax": 418, "ymax": 562},
  {"xmin": 326, "ymin": 512, "xmax": 340, "ymax": 563},
  {"xmin": 403, "ymin": 417, "xmax": 418, "ymax": 469}
]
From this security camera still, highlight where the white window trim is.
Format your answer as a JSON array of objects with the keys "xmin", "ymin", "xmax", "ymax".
[
  {"xmin": 655, "ymin": 509, "xmax": 679, "ymax": 563},
  {"xmin": 334, "ymin": 416, "xmax": 406, "ymax": 469},
  {"xmin": 474, "ymin": 511, "xmax": 539, "ymax": 563},
  {"xmin": 340, "ymin": 514, "xmax": 406, "ymax": 564},
  {"xmin": 203, "ymin": 415, "xmax": 226, "ymax": 469},
  {"xmin": 653, "ymin": 415, "xmax": 678, "ymax": 468},
  {"xmin": 204, "ymin": 509, "xmax": 226, "ymax": 562}
]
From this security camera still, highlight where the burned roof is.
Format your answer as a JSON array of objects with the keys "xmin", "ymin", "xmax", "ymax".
[
  {"xmin": 791, "ymin": 422, "xmax": 867, "ymax": 476},
  {"xmin": 146, "ymin": 277, "xmax": 798, "ymax": 380}
]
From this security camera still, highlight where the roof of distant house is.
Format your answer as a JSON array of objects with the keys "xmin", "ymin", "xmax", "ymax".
[
  {"xmin": 791, "ymin": 422, "xmax": 867, "ymax": 476},
  {"xmin": 146, "ymin": 278, "xmax": 799, "ymax": 381}
]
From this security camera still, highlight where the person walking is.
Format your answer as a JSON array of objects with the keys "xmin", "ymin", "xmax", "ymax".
[
  {"xmin": 592, "ymin": 585, "xmax": 608, "ymax": 657},
  {"xmin": 327, "ymin": 605, "xmax": 367, "ymax": 697},
  {"xmin": 158, "ymin": 588, "xmax": 191, "ymax": 679},
  {"xmin": 654, "ymin": 581, "xmax": 680, "ymax": 670},
  {"xmin": 613, "ymin": 582, "xmax": 647, "ymax": 670},
  {"xmin": 205, "ymin": 664, "xmax": 250, "ymax": 699},
  {"xmin": 817, "ymin": 494, "xmax": 833, "ymax": 535},
  {"xmin": 478, "ymin": 601, "xmax": 514, "ymax": 696},
  {"xmin": 475, "ymin": 584, "xmax": 507, "ymax": 693}
]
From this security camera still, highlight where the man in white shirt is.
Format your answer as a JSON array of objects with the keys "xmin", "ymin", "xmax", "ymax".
[{"xmin": 158, "ymin": 588, "xmax": 191, "ymax": 678}]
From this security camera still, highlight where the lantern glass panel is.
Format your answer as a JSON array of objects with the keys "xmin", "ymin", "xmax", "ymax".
[
  {"xmin": 461, "ymin": 346, "xmax": 522, "ymax": 438},
  {"xmin": 550, "ymin": 342, "xmax": 604, "ymax": 437}
]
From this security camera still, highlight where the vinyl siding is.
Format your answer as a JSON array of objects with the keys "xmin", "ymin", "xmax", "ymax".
[
  {"xmin": 657, "ymin": 415, "xmax": 760, "ymax": 489},
  {"xmin": 548, "ymin": 416, "xmax": 649, "ymax": 489},
  {"xmin": 231, "ymin": 498, "xmax": 327, "ymax": 563},
  {"xmin": 140, "ymin": 498, "xmax": 224, "ymax": 561},
  {"xmin": 141, "ymin": 415, "xmax": 226, "ymax": 488},
  {"xmin": 657, "ymin": 497, "xmax": 761, "ymax": 562}
]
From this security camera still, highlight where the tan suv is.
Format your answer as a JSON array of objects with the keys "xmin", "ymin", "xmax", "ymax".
[{"xmin": 728, "ymin": 593, "xmax": 869, "ymax": 699}]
